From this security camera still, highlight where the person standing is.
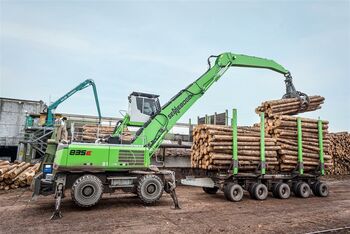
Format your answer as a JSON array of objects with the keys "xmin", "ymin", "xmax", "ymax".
[{"xmin": 56, "ymin": 117, "xmax": 68, "ymax": 142}]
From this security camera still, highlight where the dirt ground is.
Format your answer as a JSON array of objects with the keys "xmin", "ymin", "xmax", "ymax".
[{"xmin": 0, "ymin": 176, "xmax": 349, "ymax": 234}]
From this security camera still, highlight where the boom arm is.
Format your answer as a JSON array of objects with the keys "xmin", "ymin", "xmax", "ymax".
[
  {"xmin": 132, "ymin": 52, "xmax": 306, "ymax": 156},
  {"xmin": 46, "ymin": 79, "xmax": 102, "ymax": 126}
]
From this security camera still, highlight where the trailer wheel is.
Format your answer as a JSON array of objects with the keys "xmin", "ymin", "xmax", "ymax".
[
  {"xmin": 292, "ymin": 181, "xmax": 303, "ymax": 195},
  {"xmin": 315, "ymin": 182, "xmax": 329, "ymax": 197},
  {"xmin": 203, "ymin": 187, "xmax": 219, "ymax": 194},
  {"xmin": 224, "ymin": 183, "xmax": 243, "ymax": 202},
  {"xmin": 137, "ymin": 175, "xmax": 164, "ymax": 204},
  {"xmin": 275, "ymin": 183, "xmax": 290, "ymax": 199},
  {"xmin": 253, "ymin": 184, "xmax": 268, "ymax": 200},
  {"xmin": 249, "ymin": 183, "xmax": 258, "ymax": 199},
  {"xmin": 296, "ymin": 182, "xmax": 311, "ymax": 198},
  {"xmin": 272, "ymin": 183, "xmax": 281, "ymax": 198},
  {"xmin": 71, "ymin": 174, "xmax": 103, "ymax": 207}
]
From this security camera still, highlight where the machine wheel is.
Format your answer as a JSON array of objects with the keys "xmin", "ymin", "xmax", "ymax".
[
  {"xmin": 296, "ymin": 182, "xmax": 311, "ymax": 198},
  {"xmin": 137, "ymin": 175, "xmax": 164, "ymax": 204},
  {"xmin": 315, "ymin": 182, "xmax": 329, "ymax": 197},
  {"xmin": 248, "ymin": 183, "xmax": 258, "ymax": 199},
  {"xmin": 71, "ymin": 174, "xmax": 103, "ymax": 207},
  {"xmin": 275, "ymin": 183, "xmax": 291, "ymax": 199},
  {"xmin": 253, "ymin": 183, "xmax": 268, "ymax": 200},
  {"xmin": 224, "ymin": 183, "xmax": 243, "ymax": 202},
  {"xmin": 203, "ymin": 187, "xmax": 219, "ymax": 194}
]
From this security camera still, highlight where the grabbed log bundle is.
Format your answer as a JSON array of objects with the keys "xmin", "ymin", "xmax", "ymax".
[{"xmin": 256, "ymin": 96, "xmax": 325, "ymax": 117}]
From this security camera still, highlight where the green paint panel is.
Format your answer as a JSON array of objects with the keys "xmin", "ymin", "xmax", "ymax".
[{"xmin": 54, "ymin": 143, "xmax": 149, "ymax": 171}]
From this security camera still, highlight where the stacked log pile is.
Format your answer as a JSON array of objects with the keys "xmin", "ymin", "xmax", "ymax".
[
  {"xmin": 255, "ymin": 95, "xmax": 325, "ymax": 117},
  {"xmin": 329, "ymin": 132, "xmax": 350, "ymax": 175},
  {"xmin": 80, "ymin": 125, "xmax": 133, "ymax": 142},
  {"xmin": 81, "ymin": 125, "xmax": 114, "ymax": 141},
  {"xmin": 265, "ymin": 115, "xmax": 333, "ymax": 172},
  {"xmin": 0, "ymin": 161, "xmax": 40, "ymax": 190},
  {"xmin": 155, "ymin": 148, "xmax": 191, "ymax": 157},
  {"xmin": 191, "ymin": 125, "xmax": 280, "ymax": 171}
]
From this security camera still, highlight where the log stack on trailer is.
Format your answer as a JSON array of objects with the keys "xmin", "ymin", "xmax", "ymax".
[
  {"xmin": 264, "ymin": 115, "xmax": 333, "ymax": 172},
  {"xmin": 191, "ymin": 117, "xmax": 331, "ymax": 173},
  {"xmin": 191, "ymin": 125, "xmax": 280, "ymax": 171},
  {"xmin": 0, "ymin": 161, "xmax": 40, "ymax": 190}
]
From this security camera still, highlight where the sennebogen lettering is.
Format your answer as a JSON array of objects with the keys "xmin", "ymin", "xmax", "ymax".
[{"xmin": 167, "ymin": 95, "xmax": 192, "ymax": 119}]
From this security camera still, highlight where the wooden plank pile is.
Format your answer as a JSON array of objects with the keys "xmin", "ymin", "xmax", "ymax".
[
  {"xmin": 255, "ymin": 95, "xmax": 325, "ymax": 117},
  {"xmin": 329, "ymin": 132, "xmax": 350, "ymax": 175},
  {"xmin": 264, "ymin": 115, "xmax": 333, "ymax": 172},
  {"xmin": 0, "ymin": 161, "xmax": 40, "ymax": 190},
  {"xmin": 191, "ymin": 125, "xmax": 280, "ymax": 171}
]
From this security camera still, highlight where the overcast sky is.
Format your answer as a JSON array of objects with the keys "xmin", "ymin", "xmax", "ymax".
[{"xmin": 0, "ymin": 0, "xmax": 349, "ymax": 131}]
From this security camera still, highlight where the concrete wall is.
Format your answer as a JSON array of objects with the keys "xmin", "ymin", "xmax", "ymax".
[{"xmin": 0, "ymin": 98, "xmax": 45, "ymax": 146}]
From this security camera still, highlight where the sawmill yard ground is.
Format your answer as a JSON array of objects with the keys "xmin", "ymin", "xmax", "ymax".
[{"xmin": 0, "ymin": 176, "xmax": 349, "ymax": 234}]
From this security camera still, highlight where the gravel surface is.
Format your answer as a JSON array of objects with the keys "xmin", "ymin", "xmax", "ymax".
[{"xmin": 0, "ymin": 176, "xmax": 349, "ymax": 234}]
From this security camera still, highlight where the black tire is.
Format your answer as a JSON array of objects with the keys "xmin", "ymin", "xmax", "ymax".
[
  {"xmin": 296, "ymin": 182, "xmax": 311, "ymax": 198},
  {"xmin": 272, "ymin": 183, "xmax": 281, "ymax": 198},
  {"xmin": 203, "ymin": 187, "xmax": 219, "ymax": 194},
  {"xmin": 315, "ymin": 182, "xmax": 329, "ymax": 197},
  {"xmin": 275, "ymin": 183, "xmax": 291, "ymax": 199},
  {"xmin": 249, "ymin": 183, "xmax": 258, "ymax": 199},
  {"xmin": 292, "ymin": 181, "xmax": 303, "ymax": 195},
  {"xmin": 71, "ymin": 174, "xmax": 103, "ymax": 207},
  {"xmin": 137, "ymin": 175, "xmax": 164, "ymax": 204},
  {"xmin": 224, "ymin": 183, "xmax": 244, "ymax": 202},
  {"xmin": 311, "ymin": 181, "xmax": 321, "ymax": 196},
  {"xmin": 253, "ymin": 183, "xmax": 268, "ymax": 200}
]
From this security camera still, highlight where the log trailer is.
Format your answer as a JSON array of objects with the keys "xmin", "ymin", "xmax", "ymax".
[
  {"xmin": 181, "ymin": 109, "xmax": 329, "ymax": 202},
  {"xmin": 32, "ymin": 52, "xmax": 325, "ymax": 219}
]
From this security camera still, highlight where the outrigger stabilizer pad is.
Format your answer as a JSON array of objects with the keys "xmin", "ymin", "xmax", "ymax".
[
  {"xmin": 50, "ymin": 185, "xmax": 63, "ymax": 220},
  {"xmin": 169, "ymin": 188, "xmax": 180, "ymax": 209}
]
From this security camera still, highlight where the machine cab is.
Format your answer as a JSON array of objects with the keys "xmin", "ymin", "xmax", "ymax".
[{"xmin": 128, "ymin": 92, "xmax": 161, "ymax": 123}]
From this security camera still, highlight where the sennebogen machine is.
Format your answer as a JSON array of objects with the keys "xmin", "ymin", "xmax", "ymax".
[{"xmin": 32, "ymin": 52, "xmax": 315, "ymax": 219}]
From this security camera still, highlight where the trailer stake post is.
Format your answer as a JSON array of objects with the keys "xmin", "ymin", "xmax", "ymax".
[
  {"xmin": 260, "ymin": 113, "xmax": 266, "ymax": 175},
  {"xmin": 318, "ymin": 118, "xmax": 325, "ymax": 175},
  {"xmin": 232, "ymin": 109, "xmax": 238, "ymax": 175},
  {"xmin": 297, "ymin": 117, "xmax": 304, "ymax": 175}
]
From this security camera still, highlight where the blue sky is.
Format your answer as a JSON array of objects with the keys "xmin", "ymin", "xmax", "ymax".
[{"xmin": 0, "ymin": 0, "xmax": 349, "ymax": 131}]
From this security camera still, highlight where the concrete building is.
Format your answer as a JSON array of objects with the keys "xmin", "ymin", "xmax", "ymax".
[{"xmin": 0, "ymin": 97, "xmax": 45, "ymax": 161}]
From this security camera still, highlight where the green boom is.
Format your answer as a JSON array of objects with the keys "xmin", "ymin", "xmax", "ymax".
[{"xmin": 132, "ymin": 52, "xmax": 290, "ymax": 157}]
